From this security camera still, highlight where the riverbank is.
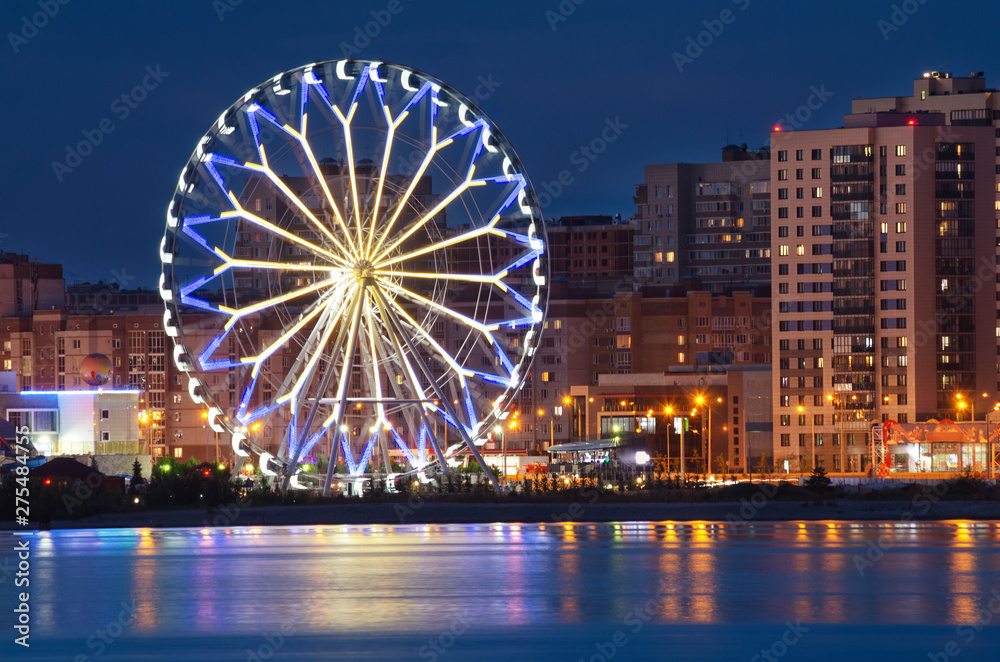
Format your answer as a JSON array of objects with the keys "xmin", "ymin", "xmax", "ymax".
[{"xmin": 7, "ymin": 498, "xmax": 998, "ymax": 530}]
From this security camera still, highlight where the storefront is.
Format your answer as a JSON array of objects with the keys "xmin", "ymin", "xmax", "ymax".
[{"xmin": 883, "ymin": 420, "xmax": 996, "ymax": 474}]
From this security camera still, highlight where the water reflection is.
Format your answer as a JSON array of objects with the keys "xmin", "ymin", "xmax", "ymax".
[{"xmin": 6, "ymin": 520, "xmax": 999, "ymax": 639}]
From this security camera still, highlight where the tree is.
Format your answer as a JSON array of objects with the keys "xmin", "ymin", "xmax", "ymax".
[
  {"xmin": 129, "ymin": 459, "xmax": 144, "ymax": 495},
  {"xmin": 805, "ymin": 465, "xmax": 832, "ymax": 492},
  {"xmin": 799, "ymin": 456, "xmax": 813, "ymax": 475},
  {"xmin": 714, "ymin": 453, "xmax": 727, "ymax": 475}
]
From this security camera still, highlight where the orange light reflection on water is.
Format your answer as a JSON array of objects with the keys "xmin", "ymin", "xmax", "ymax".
[{"xmin": 131, "ymin": 530, "xmax": 158, "ymax": 631}]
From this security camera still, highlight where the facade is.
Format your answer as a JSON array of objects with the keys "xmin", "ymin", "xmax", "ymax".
[
  {"xmin": 853, "ymin": 70, "xmax": 1000, "ymax": 386},
  {"xmin": 0, "ymin": 308, "xmax": 221, "ymax": 461},
  {"xmin": 770, "ymin": 107, "xmax": 998, "ymax": 472},
  {"xmin": 632, "ymin": 146, "xmax": 772, "ymax": 292},
  {"xmin": 568, "ymin": 367, "xmax": 772, "ymax": 473},
  {"xmin": 0, "ymin": 390, "xmax": 140, "ymax": 456},
  {"xmin": 544, "ymin": 215, "xmax": 635, "ymax": 284},
  {"xmin": 493, "ymin": 288, "xmax": 771, "ymax": 457}
]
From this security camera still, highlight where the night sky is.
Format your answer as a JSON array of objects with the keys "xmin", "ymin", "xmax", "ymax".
[{"xmin": 2, "ymin": 0, "xmax": 997, "ymax": 286}]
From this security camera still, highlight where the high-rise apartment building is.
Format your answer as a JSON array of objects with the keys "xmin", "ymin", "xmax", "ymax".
[
  {"xmin": 632, "ymin": 145, "xmax": 772, "ymax": 292},
  {"xmin": 770, "ymin": 106, "xmax": 997, "ymax": 473}
]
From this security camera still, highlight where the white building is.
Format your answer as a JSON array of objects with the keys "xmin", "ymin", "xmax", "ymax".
[{"xmin": 0, "ymin": 389, "xmax": 141, "ymax": 456}]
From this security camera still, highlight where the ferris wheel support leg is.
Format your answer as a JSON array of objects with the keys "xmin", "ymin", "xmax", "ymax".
[
  {"xmin": 321, "ymin": 294, "xmax": 366, "ymax": 496},
  {"xmin": 371, "ymin": 285, "xmax": 500, "ymax": 492},
  {"xmin": 357, "ymin": 324, "xmax": 394, "ymax": 477},
  {"xmin": 372, "ymin": 326, "xmax": 436, "ymax": 471},
  {"xmin": 267, "ymin": 300, "xmax": 345, "ymax": 492},
  {"xmin": 374, "ymin": 294, "xmax": 451, "ymax": 473},
  {"xmin": 294, "ymin": 300, "xmax": 362, "ymax": 488}
]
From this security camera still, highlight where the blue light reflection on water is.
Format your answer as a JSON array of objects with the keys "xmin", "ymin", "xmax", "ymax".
[{"xmin": 2, "ymin": 520, "xmax": 1000, "ymax": 660}]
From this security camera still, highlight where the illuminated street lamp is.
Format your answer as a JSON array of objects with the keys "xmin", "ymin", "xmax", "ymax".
[{"xmin": 695, "ymin": 395, "xmax": 723, "ymax": 474}]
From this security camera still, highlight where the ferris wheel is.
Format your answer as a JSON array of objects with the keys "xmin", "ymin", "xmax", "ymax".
[{"xmin": 160, "ymin": 60, "xmax": 547, "ymax": 492}]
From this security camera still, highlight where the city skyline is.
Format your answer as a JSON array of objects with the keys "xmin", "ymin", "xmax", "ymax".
[{"xmin": 3, "ymin": 0, "xmax": 998, "ymax": 284}]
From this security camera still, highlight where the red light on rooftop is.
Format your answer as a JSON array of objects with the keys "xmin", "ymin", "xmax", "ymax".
[
  {"xmin": 773, "ymin": 125, "xmax": 782, "ymax": 132},
  {"xmin": 907, "ymin": 119, "xmax": 916, "ymax": 126}
]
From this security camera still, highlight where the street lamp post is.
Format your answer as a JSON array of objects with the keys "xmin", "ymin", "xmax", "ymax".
[
  {"xmin": 679, "ymin": 416, "xmax": 685, "ymax": 484},
  {"xmin": 695, "ymin": 395, "xmax": 724, "ymax": 475},
  {"xmin": 664, "ymin": 406, "xmax": 673, "ymax": 475}
]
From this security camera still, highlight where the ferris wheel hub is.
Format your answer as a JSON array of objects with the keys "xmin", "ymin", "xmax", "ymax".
[{"xmin": 352, "ymin": 260, "xmax": 375, "ymax": 284}]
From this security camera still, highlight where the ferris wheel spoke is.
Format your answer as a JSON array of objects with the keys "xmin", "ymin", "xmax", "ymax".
[
  {"xmin": 373, "ymin": 215, "xmax": 503, "ymax": 270},
  {"xmin": 377, "ymin": 270, "xmax": 501, "ymax": 285},
  {"xmin": 372, "ymin": 169, "xmax": 526, "ymax": 266},
  {"xmin": 365, "ymin": 93, "xmax": 415, "ymax": 254},
  {"xmin": 242, "ymin": 290, "xmax": 343, "ymax": 379},
  {"xmin": 244, "ymin": 149, "xmax": 358, "ymax": 260},
  {"xmin": 281, "ymin": 285, "xmax": 361, "ymax": 408},
  {"xmin": 367, "ymin": 125, "xmax": 454, "ymax": 260},
  {"xmin": 371, "ymin": 176, "xmax": 484, "ymax": 265},
  {"xmin": 326, "ymin": 68, "xmax": 370, "ymax": 252},
  {"xmin": 375, "ymin": 276, "xmax": 491, "ymax": 336},
  {"xmin": 221, "ymin": 192, "xmax": 350, "ymax": 268},
  {"xmin": 372, "ymin": 282, "xmax": 505, "ymax": 435},
  {"xmin": 362, "ymin": 293, "xmax": 391, "ymax": 426},
  {"xmin": 279, "ymin": 114, "xmax": 361, "ymax": 259},
  {"xmin": 218, "ymin": 277, "xmax": 343, "ymax": 332},
  {"xmin": 258, "ymin": 288, "xmax": 351, "ymax": 410},
  {"xmin": 211, "ymin": 246, "xmax": 348, "ymax": 277},
  {"xmin": 374, "ymin": 289, "xmax": 469, "ymax": 377},
  {"xmin": 377, "ymin": 283, "xmax": 518, "ymax": 395},
  {"xmin": 377, "ymin": 285, "xmax": 516, "ymax": 398}
]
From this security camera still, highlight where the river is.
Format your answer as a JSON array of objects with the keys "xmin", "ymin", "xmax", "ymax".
[{"xmin": 2, "ymin": 521, "xmax": 999, "ymax": 660}]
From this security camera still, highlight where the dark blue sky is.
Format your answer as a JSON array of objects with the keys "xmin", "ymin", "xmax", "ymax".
[{"xmin": 2, "ymin": 0, "xmax": 998, "ymax": 286}]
